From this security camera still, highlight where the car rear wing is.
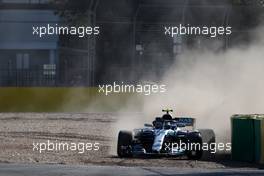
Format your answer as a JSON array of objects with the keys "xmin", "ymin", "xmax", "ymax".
[
  {"xmin": 155, "ymin": 116, "xmax": 196, "ymax": 129},
  {"xmin": 173, "ymin": 117, "xmax": 196, "ymax": 128}
]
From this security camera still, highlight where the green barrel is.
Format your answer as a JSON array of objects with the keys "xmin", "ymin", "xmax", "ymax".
[
  {"xmin": 262, "ymin": 119, "xmax": 264, "ymax": 164},
  {"xmin": 231, "ymin": 114, "xmax": 264, "ymax": 164},
  {"xmin": 231, "ymin": 115, "xmax": 255, "ymax": 162},
  {"xmin": 254, "ymin": 116, "xmax": 264, "ymax": 164}
]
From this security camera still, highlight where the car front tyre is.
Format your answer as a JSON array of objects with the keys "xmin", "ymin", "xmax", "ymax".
[{"xmin": 117, "ymin": 130, "xmax": 133, "ymax": 158}]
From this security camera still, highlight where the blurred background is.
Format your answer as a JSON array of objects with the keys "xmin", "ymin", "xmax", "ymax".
[{"xmin": 0, "ymin": 0, "xmax": 263, "ymax": 87}]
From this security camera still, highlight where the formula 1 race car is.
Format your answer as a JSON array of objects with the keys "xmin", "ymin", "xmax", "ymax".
[{"xmin": 117, "ymin": 109, "xmax": 215, "ymax": 160}]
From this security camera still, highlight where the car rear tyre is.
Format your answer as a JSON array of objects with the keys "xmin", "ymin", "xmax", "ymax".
[
  {"xmin": 198, "ymin": 129, "xmax": 215, "ymax": 160},
  {"xmin": 186, "ymin": 132, "xmax": 203, "ymax": 160},
  {"xmin": 117, "ymin": 130, "xmax": 133, "ymax": 157}
]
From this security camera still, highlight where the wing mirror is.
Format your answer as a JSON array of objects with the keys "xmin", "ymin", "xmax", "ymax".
[{"xmin": 144, "ymin": 123, "xmax": 153, "ymax": 127}]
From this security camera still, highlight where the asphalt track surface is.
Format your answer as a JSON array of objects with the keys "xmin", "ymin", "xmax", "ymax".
[{"xmin": 0, "ymin": 164, "xmax": 264, "ymax": 176}]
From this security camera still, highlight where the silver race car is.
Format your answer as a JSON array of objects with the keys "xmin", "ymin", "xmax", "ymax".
[{"xmin": 117, "ymin": 109, "xmax": 215, "ymax": 160}]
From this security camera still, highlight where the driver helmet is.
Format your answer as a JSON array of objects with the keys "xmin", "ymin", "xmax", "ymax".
[{"xmin": 162, "ymin": 114, "xmax": 172, "ymax": 120}]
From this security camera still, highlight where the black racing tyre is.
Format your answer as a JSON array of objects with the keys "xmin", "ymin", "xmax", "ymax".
[
  {"xmin": 198, "ymin": 129, "xmax": 216, "ymax": 161},
  {"xmin": 198, "ymin": 129, "xmax": 215, "ymax": 144},
  {"xmin": 117, "ymin": 130, "xmax": 133, "ymax": 157},
  {"xmin": 186, "ymin": 132, "xmax": 203, "ymax": 160}
]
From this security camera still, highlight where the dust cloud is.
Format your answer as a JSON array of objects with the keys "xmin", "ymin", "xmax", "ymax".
[
  {"xmin": 140, "ymin": 26, "xmax": 264, "ymax": 143},
  {"xmin": 98, "ymin": 26, "xmax": 264, "ymax": 155}
]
